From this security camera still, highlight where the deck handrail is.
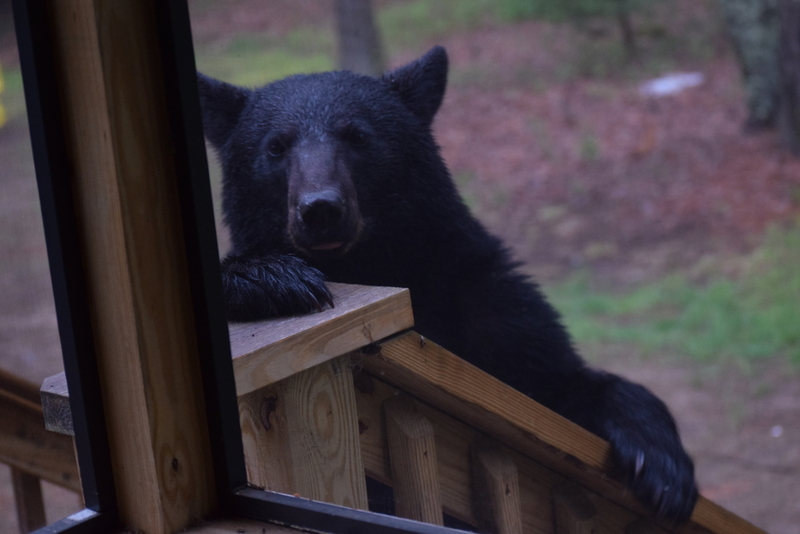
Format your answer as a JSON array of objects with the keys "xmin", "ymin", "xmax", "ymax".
[
  {"xmin": 0, "ymin": 367, "xmax": 80, "ymax": 532},
  {"xmin": 38, "ymin": 283, "xmax": 765, "ymax": 534}
]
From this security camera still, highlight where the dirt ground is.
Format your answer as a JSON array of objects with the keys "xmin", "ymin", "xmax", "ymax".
[{"xmin": 1, "ymin": 0, "xmax": 799, "ymax": 532}]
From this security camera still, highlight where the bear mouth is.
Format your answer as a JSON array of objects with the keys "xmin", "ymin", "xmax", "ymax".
[
  {"xmin": 294, "ymin": 223, "xmax": 364, "ymax": 258},
  {"xmin": 288, "ymin": 211, "xmax": 364, "ymax": 258},
  {"xmin": 289, "ymin": 228, "xmax": 355, "ymax": 257}
]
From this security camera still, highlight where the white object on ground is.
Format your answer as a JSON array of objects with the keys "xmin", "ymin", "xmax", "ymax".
[{"xmin": 639, "ymin": 72, "xmax": 704, "ymax": 97}]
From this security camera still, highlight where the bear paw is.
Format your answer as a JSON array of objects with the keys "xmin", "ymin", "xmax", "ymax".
[
  {"xmin": 221, "ymin": 254, "xmax": 334, "ymax": 321},
  {"xmin": 608, "ymin": 426, "xmax": 699, "ymax": 523}
]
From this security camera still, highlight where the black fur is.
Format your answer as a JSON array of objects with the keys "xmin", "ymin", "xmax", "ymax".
[{"xmin": 198, "ymin": 46, "xmax": 699, "ymax": 522}]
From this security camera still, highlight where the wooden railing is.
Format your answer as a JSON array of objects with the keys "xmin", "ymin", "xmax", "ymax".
[
  {"xmin": 39, "ymin": 283, "xmax": 765, "ymax": 534},
  {"xmin": 0, "ymin": 368, "xmax": 80, "ymax": 532}
]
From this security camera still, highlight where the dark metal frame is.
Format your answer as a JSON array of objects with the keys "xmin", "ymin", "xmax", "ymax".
[
  {"xmin": 13, "ymin": 0, "xmax": 119, "ymax": 532},
  {"xmin": 14, "ymin": 0, "xmax": 466, "ymax": 532}
]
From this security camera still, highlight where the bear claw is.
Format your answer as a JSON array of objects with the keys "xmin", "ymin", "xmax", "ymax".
[{"xmin": 221, "ymin": 253, "xmax": 333, "ymax": 321}]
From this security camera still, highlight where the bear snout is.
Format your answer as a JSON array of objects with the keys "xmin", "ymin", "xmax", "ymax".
[
  {"xmin": 289, "ymin": 188, "xmax": 363, "ymax": 254},
  {"xmin": 299, "ymin": 190, "xmax": 345, "ymax": 232}
]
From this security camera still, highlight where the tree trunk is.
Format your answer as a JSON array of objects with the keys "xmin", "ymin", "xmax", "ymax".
[
  {"xmin": 616, "ymin": 5, "xmax": 636, "ymax": 57},
  {"xmin": 779, "ymin": 0, "xmax": 800, "ymax": 155},
  {"xmin": 335, "ymin": 0, "xmax": 385, "ymax": 77},
  {"xmin": 718, "ymin": 0, "xmax": 781, "ymax": 129}
]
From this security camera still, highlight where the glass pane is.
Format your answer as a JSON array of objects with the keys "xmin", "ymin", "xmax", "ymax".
[
  {"xmin": 0, "ymin": 5, "xmax": 83, "ymax": 530},
  {"xmin": 189, "ymin": 2, "xmax": 798, "ymax": 533},
  {"xmin": 0, "ymin": 18, "xmax": 61, "ymax": 385}
]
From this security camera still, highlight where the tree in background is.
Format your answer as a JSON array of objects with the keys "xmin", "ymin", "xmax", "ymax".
[
  {"xmin": 779, "ymin": 0, "xmax": 800, "ymax": 154},
  {"xmin": 502, "ymin": 0, "xmax": 664, "ymax": 56},
  {"xmin": 718, "ymin": 0, "xmax": 800, "ymax": 154},
  {"xmin": 335, "ymin": 0, "xmax": 385, "ymax": 76},
  {"xmin": 718, "ymin": 0, "xmax": 782, "ymax": 130}
]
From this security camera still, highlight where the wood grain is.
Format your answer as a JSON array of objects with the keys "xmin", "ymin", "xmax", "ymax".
[
  {"xmin": 230, "ymin": 283, "xmax": 413, "ymax": 395},
  {"xmin": 0, "ymin": 368, "xmax": 41, "ymax": 405},
  {"xmin": 355, "ymin": 371, "xmax": 663, "ymax": 534},
  {"xmin": 45, "ymin": 1, "xmax": 215, "ymax": 531},
  {"xmin": 238, "ymin": 384, "xmax": 294, "ymax": 493},
  {"xmin": 280, "ymin": 355, "xmax": 368, "ymax": 510},
  {"xmin": 470, "ymin": 439, "xmax": 523, "ymax": 534},
  {"xmin": 358, "ymin": 332, "xmax": 612, "ymax": 473},
  {"xmin": 40, "ymin": 283, "xmax": 413, "ymax": 438},
  {"xmin": 355, "ymin": 333, "xmax": 763, "ymax": 534},
  {"xmin": 184, "ymin": 518, "xmax": 306, "ymax": 534},
  {"xmin": 41, "ymin": 372, "xmax": 73, "ymax": 435},
  {"xmin": 0, "ymin": 381, "xmax": 79, "ymax": 492},
  {"xmin": 34, "ymin": 289, "xmax": 763, "ymax": 534},
  {"xmin": 12, "ymin": 467, "xmax": 47, "ymax": 533},
  {"xmin": 383, "ymin": 395, "xmax": 443, "ymax": 525},
  {"xmin": 552, "ymin": 482, "xmax": 598, "ymax": 534},
  {"xmin": 626, "ymin": 518, "xmax": 663, "ymax": 534}
]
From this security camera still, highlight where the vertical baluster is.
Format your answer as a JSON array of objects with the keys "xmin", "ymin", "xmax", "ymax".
[
  {"xmin": 282, "ymin": 355, "xmax": 368, "ymax": 510},
  {"xmin": 552, "ymin": 481, "xmax": 598, "ymax": 534},
  {"xmin": 11, "ymin": 467, "xmax": 46, "ymax": 533},
  {"xmin": 384, "ymin": 395, "xmax": 443, "ymax": 525},
  {"xmin": 625, "ymin": 518, "xmax": 660, "ymax": 534},
  {"xmin": 470, "ymin": 439, "xmax": 523, "ymax": 534}
]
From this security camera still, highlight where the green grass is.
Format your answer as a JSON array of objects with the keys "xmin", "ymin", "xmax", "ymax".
[
  {"xmin": 453, "ymin": 171, "xmax": 479, "ymax": 210},
  {"xmin": 195, "ymin": 29, "xmax": 336, "ymax": 87},
  {"xmin": 497, "ymin": 0, "xmax": 636, "ymax": 22},
  {"xmin": 0, "ymin": 66, "xmax": 27, "ymax": 124},
  {"xmin": 379, "ymin": 0, "xmax": 498, "ymax": 51},
  {"xmin": 545, "ymin": 225, "xmax": 800, "ymax": 365},
  {"xmin": 194, "ymin": 0, "xmax": 502, "ymax": 86},
  {"xmin": 187, "ymin": 0, "xmax": 722, "ymax": 94}
]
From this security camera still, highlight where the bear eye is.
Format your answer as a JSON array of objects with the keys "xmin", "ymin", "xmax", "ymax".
[
  {"xmin": 345, "ymin": 127, "xmax": 369, "ymax": 148},
  {"xmin": 267, "ymin": 137, "xmax": 288, "ymax": 158}
]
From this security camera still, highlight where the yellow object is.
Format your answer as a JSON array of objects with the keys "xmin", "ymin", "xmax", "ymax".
[{"xmin": 0, "ymin": 62, "xmax": 6, "ymax": 128}]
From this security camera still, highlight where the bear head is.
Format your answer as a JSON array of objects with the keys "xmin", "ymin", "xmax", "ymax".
[{"xmin": 198, "ymin": 46, "xmax": 464, "ymax": 273}]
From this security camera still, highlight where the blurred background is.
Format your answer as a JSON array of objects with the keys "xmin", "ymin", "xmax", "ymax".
[{"xmin": 1, "ymin": 0, "xmax": 798, "ymax": 531}]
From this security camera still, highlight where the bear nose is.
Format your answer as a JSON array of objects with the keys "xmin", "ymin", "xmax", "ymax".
[{"xmin": 298, "ymin": 191, "xmax": 345, "ymax": 231}]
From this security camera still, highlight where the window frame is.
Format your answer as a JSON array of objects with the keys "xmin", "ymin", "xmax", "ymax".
[
  {"xmin": 14, "ymin": 1, "xmax": 464, "ymax": 532},
  {"xmin": 14, "ymin": 0, "xmax": 119, "ymax": 531}
]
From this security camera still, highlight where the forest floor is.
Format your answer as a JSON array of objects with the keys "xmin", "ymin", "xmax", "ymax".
[{"xmin": 1, "ymin": 0, "xmax": 799, "ymax": 532}]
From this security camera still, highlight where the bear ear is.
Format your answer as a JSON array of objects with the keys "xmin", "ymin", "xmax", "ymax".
[
  {"xmin": 381, "ymin": 46, "xmax": 448, "ymax": 125},
  {"xmin": 196, "ymin": 72, "xmax": 250, "ymax": 148}
]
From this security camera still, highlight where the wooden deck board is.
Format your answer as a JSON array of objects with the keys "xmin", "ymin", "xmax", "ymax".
[
  {"xmin": 41, "ymin": 282, "xmax": 414, "ymax": 434},
  {"xmin": 230, "ymin": 283, "xmax": 413, "ymax": 395},
  {"xmin": 0, "ymin": 370, "xmax": 79, "ymax": 492},
  {"xmin": 39, "ymin": 284, "xmax": 765, "ymax": 534},
  {"xmin": 354, "ymin": 331, "xmax": 766, "ymax": 534}
]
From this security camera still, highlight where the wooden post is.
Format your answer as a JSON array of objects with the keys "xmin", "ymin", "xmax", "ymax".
[
  {"xmin": 41, "ymin": 1, "xmax": 216, "ymax": 531},
  {"xmin": 40, "ymin": 374, "xmax": 73, "ymax": 436},
  {"xmin": 0, "ymin": 378, "xmax": 79, "ymax": 492},
  {"xmin": 625, "ymin": 518, "xmax": 661, "ymax": 534},
  {"xmin": 552, "ymin": 482, "xmax": 598, "ymax": 534},
  {"xmin": 383, "ymin": 395, "xmax": 443, "ymax": 525},
  {"xmin": 281, "ymin": 355, "xmax": 368, "ymax": 510},
  {"xmin": 470, "ymin": 439, "xmax": 523, "ymax": 534},
  {"xmin": 11, "ymin": 467, "xmax": 47, "ymax": 533},
  {"xmin": 238, "ymin": 384, "xmax": 294, "ymax": 494},
  {"xmin": 240, "ymin": 360, "xmax": 369, "ymax": 504}
]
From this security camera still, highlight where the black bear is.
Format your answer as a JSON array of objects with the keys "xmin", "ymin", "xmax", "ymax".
[{"xmin": 198, "ymin": 46, "xmax": 698, "ymax": 522}]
